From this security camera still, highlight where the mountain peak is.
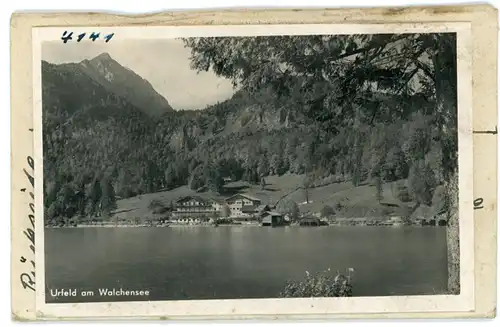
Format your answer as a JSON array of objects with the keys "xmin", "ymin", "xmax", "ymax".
[
  {"xmin": 76, "ymin": 52, "xmax": 174, "ymax": 114},
  {"xmin": 91, "ymin": 52, "xmax": 113, "ymax": 62}
]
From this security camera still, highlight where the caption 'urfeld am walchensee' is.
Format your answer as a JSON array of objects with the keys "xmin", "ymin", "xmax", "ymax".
[{"xmin": 50, "ymin": 288, "xmax": 150, "ymax": 297}]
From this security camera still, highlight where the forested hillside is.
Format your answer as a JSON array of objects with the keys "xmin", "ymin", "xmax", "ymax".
[{"xmin": 42, "ymin": 34, "xmax": 457, "ymax": 229}]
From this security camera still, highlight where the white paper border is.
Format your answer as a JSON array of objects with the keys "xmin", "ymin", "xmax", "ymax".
[{"xmin": 32, "ymin": 22, "xmax": 474, "ymax": 318}]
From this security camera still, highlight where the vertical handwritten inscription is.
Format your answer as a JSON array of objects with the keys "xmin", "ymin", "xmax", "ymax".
[{"xmin": 19, "ymin": 154, "xmax": 35, "ymax": 292}]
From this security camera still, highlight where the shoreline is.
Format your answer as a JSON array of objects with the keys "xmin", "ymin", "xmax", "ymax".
[
  {"xmin": 45, "ymin": 215, "xmax": 444, "ymax": 229},
  {"xmin": 45, "ymin": 223, "xmax": 441, "ymax": 229}
]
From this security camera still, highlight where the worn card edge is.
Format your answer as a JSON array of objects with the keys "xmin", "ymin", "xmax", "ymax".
[
  {"xmin": 10, "ymin": 4, "xmax": 498, "ymax": 321},
  {"xmin": 32, "ymin": 22, "xmax": 476, "ymax": 318}
]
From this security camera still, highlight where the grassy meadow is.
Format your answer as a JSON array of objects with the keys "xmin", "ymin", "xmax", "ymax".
[{"xmin": 111, "ymin": 174, "xmax": 417, "ymax": 223}]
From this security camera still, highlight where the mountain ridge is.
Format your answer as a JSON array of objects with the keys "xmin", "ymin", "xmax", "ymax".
[
  {"xmin": 80, "ymin": 52, "xmax": 174, "ymax": 114},
  {"xmin": 43, "ymin": 52, "xmax": 174, "ymax": 117},
  {"xmin": 41, "ymin": 52, "xmax": 441, "ymax": 220}
]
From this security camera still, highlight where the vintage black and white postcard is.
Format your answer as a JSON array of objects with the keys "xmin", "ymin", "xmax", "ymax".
[{"xmin": 11, "ymin": 5, "xmax": 497, "ymax": 321}]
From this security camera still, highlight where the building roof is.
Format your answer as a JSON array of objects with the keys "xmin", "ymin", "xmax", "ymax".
[
  {"xmin": 176, "ymin": 195, "xmax": 211, "ymax": 204},
  {"xmin": 211, "ymin": 198, "xmax": 226, "ymax": 205},
  {"xmin": 411, "ymin": 205, "xmax": 434, "ymax": 219},
  {"xmin": 225, "ymin": 193, "xmax": 261, "ymax": 202},
  {"xmin": 256, "ymin": 204, "xmax": 269, "ymax": 212}
]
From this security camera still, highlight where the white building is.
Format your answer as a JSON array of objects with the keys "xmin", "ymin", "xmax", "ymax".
[{"xmin": 225, "ymin": 194, "xmax": 262, "ymax": 218}]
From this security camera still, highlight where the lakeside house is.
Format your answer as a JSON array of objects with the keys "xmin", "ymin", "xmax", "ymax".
[
  {"xmin": 171, "ymin": 193, "xmax": 268, "ymax": 220},
  {"xmin": 411, "ymin": 205, "xmax": 448, "ymax": 226},
  {"xmin": 225, "ymin": 194, "xmax": 263, "ymax": 218},
  {"xmin": 211, "ymin": 198, "xmax": 227, "ymax": 215},
  {"xmin": 172, "ymin": 196, "xmax": 219, "ymax": 218}
]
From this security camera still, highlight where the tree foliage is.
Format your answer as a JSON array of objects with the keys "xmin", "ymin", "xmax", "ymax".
[
  {"xmin": 183, "ymin": 34, "xmax": 459, "ymax": 294},
  {"xmin": 276, "ymin": 199, "xmax": 300, "ymax": 221},
  {"xmin": 280, "ymin": 270, "xmax": 352, "ymax": 298},
  {"xmin": 184, "ymin": 34, "xmax": 455, "ymax": 133},
  {"xmin": 44, "ymin": 173, "xmax": 117, "ymax": 226},
  {"xmin": 183, "ymin": 33, "xmax": 457, "ymax": 179},
  {"xmin": 408, "ymin": 160, "xmax": 436, "ymax": 206},
  {"xmin": 220, "ymin": 204, "xmax": 231, "ymax": 218},
  {"xmin": 374, "ymin": 176, "xmax": 383, "ymax": 203},
  {"xmin": 43, "ymin": 34, "xmax": 458, "ymax": 249}
]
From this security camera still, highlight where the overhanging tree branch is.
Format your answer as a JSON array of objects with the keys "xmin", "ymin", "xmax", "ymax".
[
  {"xmin": 327, "ymin": 35, "xmax": 409, "ymax": 63},
  {"xmin": 415, "ymin": 60, "xmax": 436, "ymax": 84}
]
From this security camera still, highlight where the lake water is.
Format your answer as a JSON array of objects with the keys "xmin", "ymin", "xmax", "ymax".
[{"xmin": 44, "ymin": 226, "xmax": 448, "ymax": 303}]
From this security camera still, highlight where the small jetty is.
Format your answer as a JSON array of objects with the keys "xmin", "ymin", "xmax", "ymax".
[{"xmin": 298, "ymin": 217, "xmax": 322, "ymax": 227}]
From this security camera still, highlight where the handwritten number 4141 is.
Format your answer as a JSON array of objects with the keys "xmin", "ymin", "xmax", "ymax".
[{"xmin": 61, "ymin": 31, "xmax": 114, "ymax": 43}]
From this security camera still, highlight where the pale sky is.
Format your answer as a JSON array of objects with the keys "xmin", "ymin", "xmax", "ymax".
[{"xmin": 42, "ymin": 39, "xmax": 236, "ymax": 110}]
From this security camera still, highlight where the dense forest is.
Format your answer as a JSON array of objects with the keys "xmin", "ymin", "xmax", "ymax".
[{"xmin": 42, "ymin": 33, "xmax": 458, "ymax": 229}]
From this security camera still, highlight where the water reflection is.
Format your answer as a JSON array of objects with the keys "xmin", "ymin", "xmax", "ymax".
[{"xmin": 45, "ymin": 226, "xmax": 448, "ymax": 302}]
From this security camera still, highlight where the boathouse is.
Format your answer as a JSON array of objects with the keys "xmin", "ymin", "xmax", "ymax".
[{"xmin": 261, "ymin": 211, "xmax": 285, "ymax": 227}]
